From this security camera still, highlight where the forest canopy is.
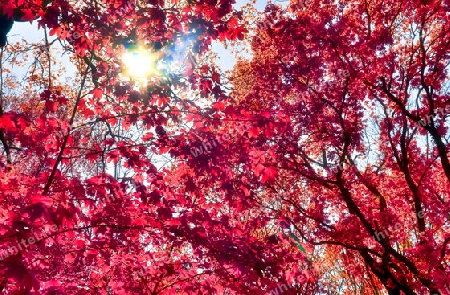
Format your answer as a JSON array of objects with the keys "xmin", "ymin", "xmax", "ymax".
[{"xmin": 0, "ymin": 0, "xmax": 449, "ymax": 294}]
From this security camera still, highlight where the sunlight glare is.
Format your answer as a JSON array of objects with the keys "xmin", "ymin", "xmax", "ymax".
[{"xmin": 122, "ymin": 48, "xmax": 155, "ymax": 79}]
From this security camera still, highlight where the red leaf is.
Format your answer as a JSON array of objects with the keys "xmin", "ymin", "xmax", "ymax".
[
  {"xmin": 49, "ymin": 27, "xmax": 62, "ymax": 37},
  {"xmin": 45, "ymin": 101, "xmax": 57, "ymax": 112},
  {"xmin": 0, "ymin": 115, "xmax": 16, "ymax": 130},
  {"xmin": 157, "ymin": 207, "xmax": 172, "ymax": 219},
  {"xmin": 20, "ymin": 9, "xmax": 35, "ymax": 22},
  {"xmin": 248, "ymin": 127, "xmax": 259, "ymax": 138},
  {"xmin": 30, "ymin": 195, "xmax": 53, "ymax": 206},
  {"xmin": 2, "ymin": 6, "xmax": 14, "ymax": 19},
  {"xmin": 212, "ymin": 101, "xmax": 225, "ymax": 110},
  {"xmin": 261, "ymin": 166, "xmax": 277, "ymax": 183},
  {"xmin": 212, "ymin": 72, "xmax": 220, "ymax": 84},
  {"xmin": 92, "ymin": 88, "xmax": 103, "ymax": 98}
]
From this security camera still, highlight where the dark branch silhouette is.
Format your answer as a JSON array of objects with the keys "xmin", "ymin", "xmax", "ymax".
[
  {"xmin": 0, "ymin": 1, "xmax": 54, "ymax": 47},
  {"xmin": 0, "ymin": 13, "xmax": 14, "ymax": 47}
]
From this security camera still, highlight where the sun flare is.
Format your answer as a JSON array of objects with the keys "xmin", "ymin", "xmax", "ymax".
[{"xmin": 122, "ymin": 48, "xmax": 156, "ymax": 79}]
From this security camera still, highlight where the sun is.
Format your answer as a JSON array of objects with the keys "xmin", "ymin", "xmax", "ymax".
[{"xmin": 121, "ymin": 47, "xmax": 156, "ymax": 79}]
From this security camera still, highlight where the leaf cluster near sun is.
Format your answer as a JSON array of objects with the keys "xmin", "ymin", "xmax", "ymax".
[{"xmin": 0, "ymin": 0, "xmax": 449, "ymax": 294}]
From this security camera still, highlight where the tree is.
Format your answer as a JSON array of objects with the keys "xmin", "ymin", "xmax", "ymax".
[
  {"xmin": 0, "ymin": 0, "xmax": 449, "ymax": 294},
  {"xmin": 0, "ymin": 0, "xmax": 253, "ymax": 293},
  {"xmin": 222, "ymin": 0, "xmax": 450, "ymax": 294}
]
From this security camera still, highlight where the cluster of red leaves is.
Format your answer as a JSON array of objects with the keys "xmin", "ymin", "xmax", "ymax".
[
  {"xmin": 0, "ymin": 0, "xmax": 450, "ymax": 294},
  {"xmin": 0, "ymin": 0, "xmax": 266, "ymax": 294},
  {"xmin": 222, "ymin": 0, "xmax": 450, "ymax": 294}
]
